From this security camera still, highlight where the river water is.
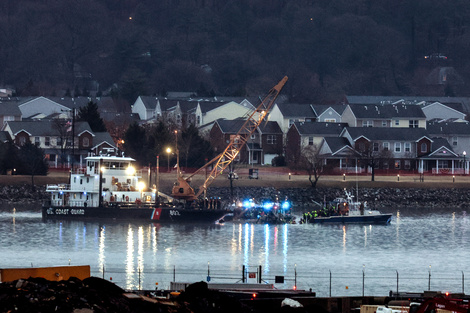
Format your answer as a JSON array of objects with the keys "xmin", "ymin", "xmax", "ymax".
[{"xmin": 1, "ymin": 203, "xmax": 469, "ymax": 297}]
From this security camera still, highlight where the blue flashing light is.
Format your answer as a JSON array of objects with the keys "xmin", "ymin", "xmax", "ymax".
[
  {"xmin": 243, "ymin": 200, "xmax": 251, "ymax": 208},
  {"xmin": 281, "ymin": 201, "xmax": 291, "ymax": 210},
  {"xmin": 263, "ymin": 202, "xmax": 274, "ymax": 210}
]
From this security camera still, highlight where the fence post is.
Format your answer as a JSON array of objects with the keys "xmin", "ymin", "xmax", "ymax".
[
  {"xmin": 294, "ymin": 264, "xmax": 297, "ymax": 290},
  {"xmin": 103, "ymin": 265, "xmax": 105, "ymax": 280},
  {"xmin": 362, "ymin": 265, "xmax": 365, "ymax": 297},
  {"xmin": 396, "ymin": 270, "xmax": 399, "ymax": 298},
  {"xmin": 462, "ymin": 271, "xmax": 465, "ymax": 294},
  {"xmin": 173, "ymin": 265, "xmax": 176, "ymax": 282},
  {"xmin": 428, "ymin": 265, "xmax": 431, "ymax": 291},
  {"xmin": 329, "ymin": 270, "xmax": 332, "ymax": 297},
  {"xmin": 258, "ymin": 265, "xmax": 262, "ymax": 284},
  {"xmin": 138, "ymin": 267, "xmax": 141, "ymax": 290},
  {"xmin": 242, "ymin": 265, "xmax": 245, "ymax": 283}
]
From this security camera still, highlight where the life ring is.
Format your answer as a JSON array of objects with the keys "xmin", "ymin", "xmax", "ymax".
[{"xmin": 125, "ymin": 196, "xmax": 129, "ymax": 202}]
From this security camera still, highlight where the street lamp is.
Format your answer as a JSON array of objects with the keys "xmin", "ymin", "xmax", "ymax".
[
  {"xmin": 463, "ymin": 151, "xmax": 467, "ymax": 175},
  {"xmin": 166, "ymin": 148, "xmax": 171, "ymax": 172}
]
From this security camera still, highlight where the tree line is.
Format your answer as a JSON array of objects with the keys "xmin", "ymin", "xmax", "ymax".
[{"xmin": 2, "ymin": 0, "xmax": 470, "ymax": 106}]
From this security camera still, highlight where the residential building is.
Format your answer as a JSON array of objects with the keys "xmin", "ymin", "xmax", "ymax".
[
  {"xmin": 285, "ymin": 122, "xmax": 347, "ymax": 165},
  {"xmin": 427, "ymin": 121, "xmax": 470, "ymax": 156},
  {"xmin": 341, "ymin": 104, "xmax": 426, "ymax": 128},
  {"xmin": 2, "ymin": 120, "xmax": 116, "ymax": 168},
  {"xmin": 340, "ymin": 127, "xmax": 433, "ymax": 172},
  {"xmin": 209, "ymin": 119, "xmax": 283, "ymax": 165},
  {"xmin": 0, "ymin": 101, "xmax": 22, "ymax": 126},
  {"xmin": 421, "ymin": 102, "xmax": 467, "ymax": 121},
  {"xmin": 268, "ymin": 103, "xmax": 316, "ymax": 134},
  {"xmin": 311, "ymin": 104, "xmax": 347, "ymax": 123}
]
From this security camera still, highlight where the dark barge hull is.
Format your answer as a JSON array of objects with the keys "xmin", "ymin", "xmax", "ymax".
[
  {"xmin": 309, "ymin": 214, "xmax": 392, "ymax": 225},
  {"xmin": 42, "ymin": 205, "xmax": 228, "ymax": 223}
]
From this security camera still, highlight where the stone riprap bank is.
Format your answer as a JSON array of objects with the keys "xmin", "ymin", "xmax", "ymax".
[{"xmin": 1, "ymin": 184, "xmax": 468, "ymax": 210}]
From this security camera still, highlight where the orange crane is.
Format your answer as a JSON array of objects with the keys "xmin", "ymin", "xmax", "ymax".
[{"xmin": 171, "ymin": 76, "xmax": 288, "ymax": 201}]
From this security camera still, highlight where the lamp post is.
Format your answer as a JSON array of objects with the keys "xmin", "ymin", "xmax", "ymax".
[
  {"xmin": 464, "ymin": 151, "xmax": 467, "ymax": 175},
  {"xmin": 166, "ymin": 147, "xmax": 171, "ymax": 172}
]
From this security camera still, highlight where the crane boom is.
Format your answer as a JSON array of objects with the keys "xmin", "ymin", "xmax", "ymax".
[
  {"xmin": 170, "ymin": 76, "xmax": 288, "ymax": 201},
  {"xmin": 195, "ymin": 76, "xmax": 288, "ymax": 198}
]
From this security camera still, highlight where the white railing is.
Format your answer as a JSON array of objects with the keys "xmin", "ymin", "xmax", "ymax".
[{"xmin": 431, "ymin": 168, "xmax": 465, "ymax": 174}]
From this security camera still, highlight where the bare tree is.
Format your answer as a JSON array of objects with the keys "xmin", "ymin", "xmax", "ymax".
[
  {"xmin": 299, "ymin": 144, "xmax": 325, "ymax": 188},
  {"xmin": 357, "ymin": 142, "xmax": 392, "ymax": 181},
  {"xmin": 52, "ymin": 119, "xmax": 73, "ymax": 167}
]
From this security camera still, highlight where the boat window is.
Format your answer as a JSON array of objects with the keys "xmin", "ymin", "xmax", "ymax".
[
  {"xmin": 80, "ymin": 179, "xmax": 83, "ymax": 184},
  {"xmin": 87, "ymin": 177, "xmax": 89, "ymax": 183},
  {"xmin": 74, "ymin": 177, "xmax": 77, "ymax": 183}
]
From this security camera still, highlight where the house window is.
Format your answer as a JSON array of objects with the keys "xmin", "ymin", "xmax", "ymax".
[
  {"xmin": 267, "ymin": 135, "xmax": 276, "ymax": 145},
  {"xmin": 362, "ymin": 120, "xmax": 373, "ymax": 127},
  {"xmin": 395, "ymin": 160, "xmax": 401, "ymax": 169},
  {"xmin": 308, "ymin": 137, "xmax": 314, "ymax": 145},
  {"xmin": 395, "ymin": 143, "xmax": 401, "ymax": 152},
  {"xmin": 421, "ymin": 143, "xmax": 427, "ymax": 153},
  {"xmin": 19, "ymin": 137, "xmax": 26, "ymax": 145},
  {"xmin": 45, "ymin": 137, "xmax": 50, "ymax": 146},
  {"xmin": 383, "ymin": 142, "xmax": 389, "ymax": 151},
  {"xmin": 196, "ymin": 116, "xmax": 200, "ymax": 125},
  {"xmin": 395, "ymin": 120, "xmax": 400, "ymax": 126},
  {"xmin": 373, "ymin": 142, "xmax": 379, "ymax": 152},
  {"xmin": 57, "ymin": 137, "xmax": 62, "ymax": 146},
  {"xmin": 382, "ymin": 121, "xmax": 387, "ymax": 127},
  {"xmin": 288, "ymin": 119, "xmax": 298, "ymax": 128},
  {"xmin": 409, "ymin": 120, "xmax": 419, "ymax": 128},
  {"xmin": 383, "ymin": 161, "xmax": 389, "ymax": 169},
  {"xmin": 34, "ymin": 137, "xmax": 40, "ymax": 146},
  {"xmin": 452, "ymin": 137, "xmax": 458, "ymax": 146},
  {"xmin": 325, "ymin": 118, "xmax": 336, "ymax": 122},
  {"xmin": 251, "ymin": 134, "xmax": 255, "ymax": 140},
  {"xmin": 404, "ymin": 160, "xmax": 411, "ymax": 169},
  {"xmin": 83, "ymin": 137, "xmax": 90, "ymax": 147},
  {"xmin": 404, "ymin": 142, "xmax": 411, "ymax": 152}
]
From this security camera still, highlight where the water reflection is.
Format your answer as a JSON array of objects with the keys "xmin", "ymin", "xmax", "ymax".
[
  {"xmin": 98, "ymin": 226, "xmax": 105, "ymax": 276},
  {"xmin": 126, "ymin": 225, "xmax": 134, "ymax": 289},
  {"xmin": 2, "ymin": 207, "xmax": 470, "ymax": 295}
]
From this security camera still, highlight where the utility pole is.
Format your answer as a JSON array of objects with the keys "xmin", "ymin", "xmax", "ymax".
[{"xmin": 71, "ymin": 108, "xmax": 75, "ymax": 172}]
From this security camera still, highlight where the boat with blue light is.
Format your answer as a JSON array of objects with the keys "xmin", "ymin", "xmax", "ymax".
[{"xmin": 228, "ymin": 197, "xmax": 296, "ymax": 224}]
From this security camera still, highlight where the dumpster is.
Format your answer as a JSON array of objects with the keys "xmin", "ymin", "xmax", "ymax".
[{"xmin": 248, "ymin": 168, "xmax": 259, "ymax": 179}]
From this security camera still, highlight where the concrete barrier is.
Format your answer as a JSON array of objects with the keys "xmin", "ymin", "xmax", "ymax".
[{"xmin": 0, "ymin": 265, "xmax": 90, "ymax": 282}]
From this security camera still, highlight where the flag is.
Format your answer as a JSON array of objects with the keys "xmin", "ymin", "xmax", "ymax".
[{"xmin": 66, "ymin": 120, "xmax": 72, "ymax": 132}]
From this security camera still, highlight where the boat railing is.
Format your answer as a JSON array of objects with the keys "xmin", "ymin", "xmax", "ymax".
[{"xmin": 46, "ymin": 184, "xmax": 70, "ymax": 191}]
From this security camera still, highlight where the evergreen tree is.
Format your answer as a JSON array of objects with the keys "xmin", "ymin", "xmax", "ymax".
[
  {"xmin": 0, "ymin": 140, "xmax": 21, "ymax": 175},
  {"xmin": 78, "ymin": 101, "xmax": 107, "ymax": 132},
  {"xmin": 123, "ymin": 122, "xmax": 148, "ymax": 165},
  {"xmin": 179, "ymin": 124, "xmax": 214, "ymax": 169},
  {"xmin": 17, "ymin": 142, "xmax": 49, "ymax": 189}
]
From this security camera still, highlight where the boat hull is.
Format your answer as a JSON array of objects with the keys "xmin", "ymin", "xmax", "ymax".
[
  {"xmin": 42, "ymin": 205, "xmax": 228, "ymax": 223},
  {"xmin": 309, "ymin": 214, "xmax": 392, "ymax": 225}
]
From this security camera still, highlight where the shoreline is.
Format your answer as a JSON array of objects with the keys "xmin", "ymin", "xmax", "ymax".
[{"xmin": 1, "ymin": 171, "xmax": 469, "ymax": 210}]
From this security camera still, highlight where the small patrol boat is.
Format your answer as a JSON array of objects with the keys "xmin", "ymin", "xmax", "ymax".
[{"xmin": 308, "ymin": 191, "xmax": 392, "ymax": 225}]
